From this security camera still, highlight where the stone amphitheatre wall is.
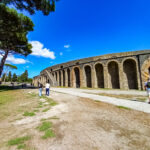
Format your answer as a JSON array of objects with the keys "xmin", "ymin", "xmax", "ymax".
[{"xmin": 33, "ymin": 50, "xmax": 150, "ymax": 90}]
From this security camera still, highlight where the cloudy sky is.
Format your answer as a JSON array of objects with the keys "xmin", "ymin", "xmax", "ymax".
[{"xmin": 2, "ymin": 0, "xmax": 150, "ymax": 78}]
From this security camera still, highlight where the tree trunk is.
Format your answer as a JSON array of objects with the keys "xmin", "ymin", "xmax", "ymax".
[{"xmin": 0, "ymin": 50, "xmax": 9, "ymax": 77}]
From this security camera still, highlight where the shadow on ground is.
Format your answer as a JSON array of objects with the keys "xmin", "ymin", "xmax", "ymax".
[{"xmin": 0, "ymin": 85, "xmax": 37, "ymax": 92}]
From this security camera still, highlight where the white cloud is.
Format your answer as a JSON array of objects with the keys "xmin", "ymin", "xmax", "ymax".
[
  {"xmin": 60, "ymin": 52, "xmax": 63, "ymax": 56},
  {"xmin": 30, "ymin": 41, "xmax": 56, "ymax": 59},
  {"xmin": 64, "ymin": 45, "xmax": 70, "ymax": 48},
  {"xmin": 0, "ymin": 55, "xmax": 28, "ymax": 64}
]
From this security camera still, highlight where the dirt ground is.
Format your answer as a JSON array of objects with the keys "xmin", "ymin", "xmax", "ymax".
[{"xmin": 1, "ymin": 89, "xmax": 150, "ymax": 150}]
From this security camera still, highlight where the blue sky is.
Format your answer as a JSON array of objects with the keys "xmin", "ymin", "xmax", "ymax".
[{"xmin": 3, "ymin": 0, "xmax": 150, "ymax": 78}]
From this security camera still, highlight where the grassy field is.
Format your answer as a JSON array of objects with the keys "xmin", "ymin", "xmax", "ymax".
[{"xmin": 0, "ymin": 86, "xmax": 57, "ymax": 150}]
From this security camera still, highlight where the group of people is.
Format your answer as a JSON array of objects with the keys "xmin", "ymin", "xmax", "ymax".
[{"xmin": 38, "ymin": 82, "xmax": 50, "ymax": 97}]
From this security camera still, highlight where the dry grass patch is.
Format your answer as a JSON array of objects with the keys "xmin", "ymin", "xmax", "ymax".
[{"xmin": 97, "ymin": 93, "xmax": 147, "ymax": 102}]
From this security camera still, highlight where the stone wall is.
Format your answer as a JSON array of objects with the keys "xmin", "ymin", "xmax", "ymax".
[{"xmin": 33, "ymin": 50, "xmax": 150, "ymax": 90}]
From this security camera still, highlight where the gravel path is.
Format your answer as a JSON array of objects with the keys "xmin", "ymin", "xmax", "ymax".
[{"xmin": 51, "ymin": 88, "xmax": 150, "ymax": 113}]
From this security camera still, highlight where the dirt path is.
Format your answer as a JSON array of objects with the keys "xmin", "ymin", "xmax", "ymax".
[
  {"xmin": 39, "ymin": 91, "xmax": 150, "ymax": 150},
  {"xmin": 1, "ymin": 89, "xmax": 150, "ymax": 150}
]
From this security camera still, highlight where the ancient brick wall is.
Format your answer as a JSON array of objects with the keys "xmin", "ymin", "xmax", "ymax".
[{"xmin": 33, "ymin": 50, "xmax": 150, "ymax": 90}]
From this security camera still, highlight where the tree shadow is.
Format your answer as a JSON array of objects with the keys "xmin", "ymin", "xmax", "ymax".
[{"xmin": 0, "ymin": 85, "xmax": 37, "ymax": 92}]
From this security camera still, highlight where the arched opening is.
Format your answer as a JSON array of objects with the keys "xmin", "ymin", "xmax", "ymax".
[
  {"xmin": 63, "ymin": 70, "xmax": 65, "ymax": 86},
  {"xmin": 55, "ymin": 72, "xmax": 57, "ymax": 81},
  {"xmin": 67, "ymin": 69, "xmax": 71, "ymax": 87},
  {"xmin": 59, "ymin": 71, "xmax": 61, "ymax": 86},
  {"xmin": 74, "ymin": 67, "xmax": 80, "ymax": 88},
  {"xmin": 148, "ymin": 67, "xmax": 150, "ymax": 76},
  {"xmin": 95, "ymin": 63, "xmax": 104, "ymax": 88},
  {"xmin": 123, "ymin": 59, "xmax": 138, "ymax": 89},
  {"xmin": 108, "ymin": 61, "xmax": 120, "ymax": 89},
  {"xmin": 84, "ymin": 65, "xmax": 92, "ymax": 87}
]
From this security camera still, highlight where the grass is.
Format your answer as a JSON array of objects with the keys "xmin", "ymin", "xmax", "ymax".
[
  {"xmin": 34, "ymin": 109, "xmax": 39, "ymax": 112},
  {"xmin": 40, "ymin": 118, "xmax": 47, "ymax": 122},
  {"xmin": 117, "ymin": 106, "xmax": 131, "ymax": 110},
  {"xmin": 28, "ymin": 93, "xmax": 37, "ymax": 98},
  {"xmin": 23, "ymin": 111, "xmax": 35, "ymax": 117},
  {"xmin": 42, "ymin": 108, "xmax": 50, "ymax": 112},
  {"xmin": 40, "ymin": 96, "xmax": 58, "ymax": 106},
  {"xmin": 0, "ymin": 90, "xmax": 16, "ymax": 106},
  {"xmin": 50, "ymin": 101, "xmax": 57, "ymax": 106},
  {"xmin": 42, "ymin": 129, "xmax": 55, "ymax": 139},
  {"xmin": 8, "ymin": 136, "xmax": 30, "ymax": 146},
  {"xmin": 49, "ymin": 116, "xmax": 59, "ymax": 120},
  {"xmin": 37, "ymin": 121, "xmax": 55, "ymax": 139},
  {"xmin": 136, "ymin": 97, "xmax": 147, "ymax": 101},
  {"xmin": 38, "ymin": 121, "xmax": 52, "ymax": 131},
  {"xmin": 96, "ymin": 93, "xmax": 147, "ymax": 102},
  {"xmin": 17, "ymin": 144, "xmax": 26, "ymax": 149},
  {"xmin": 95, "ymin": 100, "xmax": 101, "ymax": 103}
]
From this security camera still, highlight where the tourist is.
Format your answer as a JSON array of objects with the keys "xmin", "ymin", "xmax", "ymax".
[
  {"xmin": 38, "ymin": 82, "xmax": 43, "ymax": 97},
  {"xmin": 45, "ymin": 81, "xmax": 50, "ymax": 96},
  {"xmin": 145, "ymin": 78, "xmax": 150, "ymax": 104}
]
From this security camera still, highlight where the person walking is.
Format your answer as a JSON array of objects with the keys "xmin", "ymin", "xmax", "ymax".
[
  {"xmin": 145, "ymin": 78, "xmax": 150, "ymax": 104},
  {"xmin": 45, "ymin": 81, "xmax": 50, "ymax": 96},
  {"xmin": 39, "ymin": 82, "xmax": 43, "ymax": 97}
]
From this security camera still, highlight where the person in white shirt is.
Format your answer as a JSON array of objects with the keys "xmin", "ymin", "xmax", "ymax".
[{"xmin": 45, "ymin": 82, "xmax": 50, "ymax": 96}]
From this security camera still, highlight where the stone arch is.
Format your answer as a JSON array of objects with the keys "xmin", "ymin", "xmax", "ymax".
[
  {"xmin": 108, "ymin": 61, "xmax": 120, "ymax": 89},
  {"xmin": 84, "ymin": 65, "xmax": 92, "ymax": 87},
  {"xmin": 149, "ymin": 67, "xmax": 150, "ymax": 76},
  {"xmin": 74, "ymin": 67, "xmax": 80, "ymax": 88},
  {"xmin": 95, "ymin": 63, "xmax": 104, "ymax": 88},
  {"xmin": 63, "ymin": 70, "xmax": 65, "ymax": 86},
  {"xmin": 55, "ymin": 72, "xmax": 57, "ymax": 81},
  {"xmin": 141, "ymin": 56, "xmax": 150, "ymax": 87},
  {"xmin": 123, "ymin": 59, "xmax": 138, "ymax": 89},
  {"xmin": 67, "ymin": 68, "xmax": 71, "ymax": 87},
  {"xmin": 59, "ymin": 71, "xmax": 61, "ymax": 86}
]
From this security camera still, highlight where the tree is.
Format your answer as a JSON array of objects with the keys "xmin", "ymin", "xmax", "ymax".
[
  {"xmin": 8, "ymin": 71, "xmax": 12, "ymax": 82},
  {"xmin": 24, "ymin": 70, "xmax": 28, "ymax": 81},
  {"xmin": 12, "ymin": 73, "xmax": 17, "ymax": 82},
  {"xmin": 0, "ymin": 0, "xmax": 57, "ymax": 15},
  {"xmin": 1, "ymin": 73, "xmax": 6, "ymax": 81},
  {"xmin": 19, "ymin": 70, "xmax": 28, "ymax": 82},
  {"xmin": 0, "ymin": 4, "xmax": 34, "ymax": 77},
  {"xmin": 28, "ymin": 78, "xmax": 33, "ymax": 83},
  {"xmin": 3, "ymin": 64, "xmax": 17, "ymax": 82}
]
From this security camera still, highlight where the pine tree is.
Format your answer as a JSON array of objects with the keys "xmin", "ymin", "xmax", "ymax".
[
  {"xmin": 24, "ymin": 70, "xmax": 28, "ymax": 82},
  {"xmin": 8, "ymin": 71, "xmax": 12, "ymax": 82},
  {"xmin": 12, "ymin": 73, "xmax": 17, "ymax": 82},
  {"xmin": 1, "ymin": 73, "xmax": 6, "ymax": 81},
  {"xmin": 1, "ymin": 0, "xmax": 57, "ymax": 15},
  {"xmin": 0, "ymin": 5, "xmax": 34, "ymax": 77}
]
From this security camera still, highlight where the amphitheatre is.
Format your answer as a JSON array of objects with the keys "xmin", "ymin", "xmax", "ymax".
[{"xmin": 33, "ymin": 50, "xmax": 150, "ymax": 90}]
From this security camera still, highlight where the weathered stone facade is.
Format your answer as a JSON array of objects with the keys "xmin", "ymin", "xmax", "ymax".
[{"xmin": 33, "ymin": 50, "xmax": 150, "ymax": 90}]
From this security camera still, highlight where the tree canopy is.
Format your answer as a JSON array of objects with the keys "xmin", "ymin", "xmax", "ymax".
[
  {"xmin": 5, "ymin": 64, "xmax": 17, "ymax": 70},
  {"xmin": 0, "ymin": 0, "xmax": 58, "ymax": 15},
  {"xmin": 0, "ymin": 4, "xmax": 34, "ymax": 77}
]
